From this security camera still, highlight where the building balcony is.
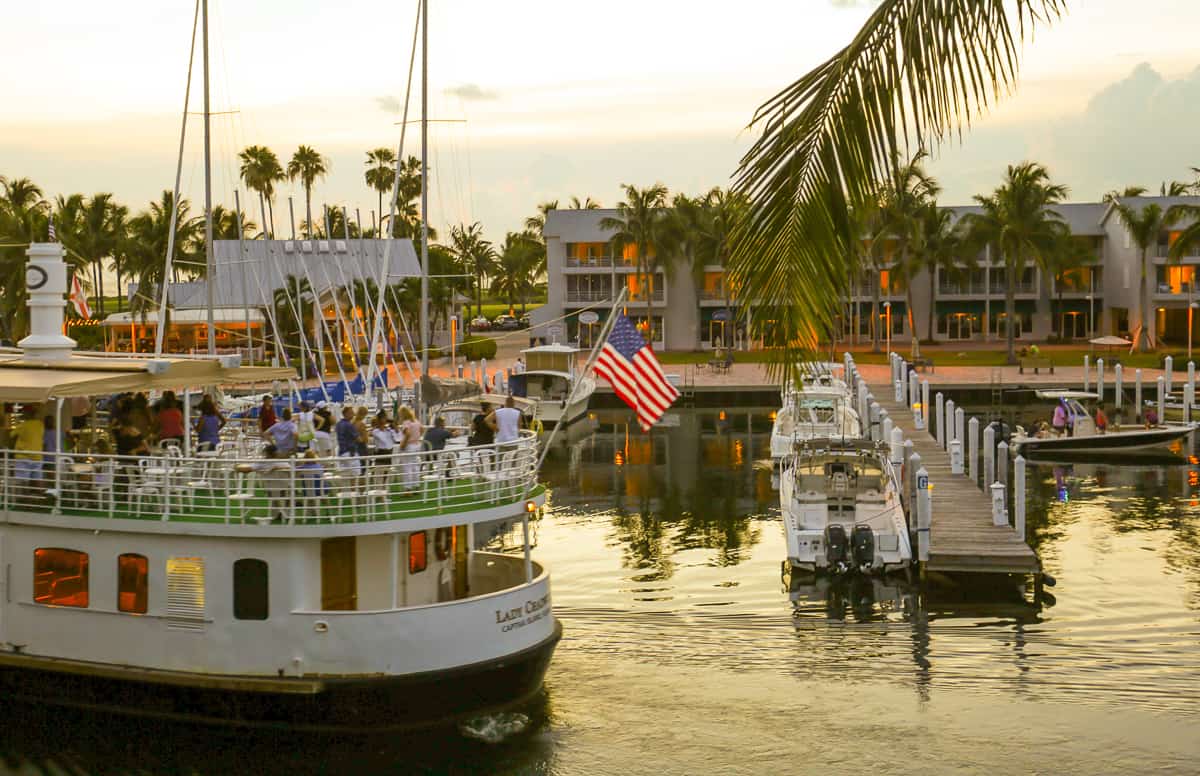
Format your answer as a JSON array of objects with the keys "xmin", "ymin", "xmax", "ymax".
[
  {"xmin": 1153, "ymin": 283, "xmax": 1197, "ymax": 301},
  {"xmin": 565, "ymin": 256, "xmax": 613, "ymax": 269},
  {"xmin": 565, "ymin": 289, "xmax": 614, "ymax": 304},
  {"xmin": 937, "ymin": 283, "xmax": 1038, "ymax": 297}
]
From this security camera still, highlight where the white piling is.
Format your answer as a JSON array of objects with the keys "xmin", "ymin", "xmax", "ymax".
[
  {"xmin": 882, "ymin": 415, "xmax": 894, "ymax": 448},
  {"xmin": 983, "ymin": 424, "xmax": 996, "ymax": 492},
  {"xmin": 921, "ymin": 380, "xmax": 931, "ymax": 429},
  {"xmin": 916, "ymin": 467, "xmax": 931, "ymax": 562},
  {"xmin": 935, "ymin": 392, "xmax": 945, "ymax": 447},
  {"xmin": 869, "ymin": 402, "xmax": 881, "ymax": 442},
  {"xmin": 908, "ymin": 451, "xmax": 922, "ymax": 506},
  {"xmin": 945, "ymin": 399, "xmax": 956, "ymax": 446},
  {"xmin": 1135, "ymin": 369, "xmax": 1144, "ymax": 421},
  {"xmin": 1096, "ymin": 357, "xmax": 1105, "ymax": 402},
  {"xmin": 890, "ymin": 426, "xmax": 905, "ymax": 467},
  {"xmin": 1014, "ymin": 455, "xmax": 1027, "ymax": 542},
  {"xmin": 950, "ymin": 439, "xmax": 964, "ymax": 475},
  {"xmin": 990, "ymin": 481, "xmax": 1008, "ymax": 527},
  {"xmin": 955, "ymin": 407, "xmax": 965, "ymax": 447},
  {"xmin": 1157, "ymin": 376, "xmax": 1166, "ymax": 424},
  {"xmin": 1186, "ymin": 362, "xmax": 1196, "ymax": 417},
  {"xmin": 1165, "ymin": 355, "xmax": 1174, "ymax": 394},
  {"xmin": 1114, "ymin": 363, "xmax": 1124, "ymax": 409},
  {"xmin": 1083, "ymin": 355, "xmax": 1090, "ymax": 393},
  {"xmin": 968, "ymin": 417, "xmax": 979, "ymax": 484},
  {"xmin": 997, "ymin": 440, "xmax": 1009, "ymax": 488}
]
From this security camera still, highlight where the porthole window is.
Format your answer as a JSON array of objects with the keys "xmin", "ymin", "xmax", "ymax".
[
  {"xmin": 233, "ymin": 559, "xmax": 269, "ymax": 620},
  {"xmin": 409, "ymin": 531, "xmax": 428, "ymax": 574},
  {"xmin": 117, "ymin": 554, "xmax": 148, "ymax": 614},
  {"xmin": 34, "ymin": 548, "xmax": 89, "ymax": 608}
]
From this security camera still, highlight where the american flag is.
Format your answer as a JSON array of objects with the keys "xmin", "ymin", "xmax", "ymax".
[{"xmin": 593, "ymin": 313, "xmax": 679, "ymax": 431}]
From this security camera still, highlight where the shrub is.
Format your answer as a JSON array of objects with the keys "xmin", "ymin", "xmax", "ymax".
[{"xmin": 459, "ymin": 335, "xmax": 497, "ymax": 361}]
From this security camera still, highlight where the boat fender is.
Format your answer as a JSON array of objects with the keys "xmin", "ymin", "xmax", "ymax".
[
  {"xmin": 530, "ymin": 418, "xmax": 544, "ymax": 436},
  {"xmin": 1042, "ymin": 572, "xmax": 1057, "ymax": 588},
  {"xmin": 435, "ymin": 526, "xmax": 453, "ymax": 560}
]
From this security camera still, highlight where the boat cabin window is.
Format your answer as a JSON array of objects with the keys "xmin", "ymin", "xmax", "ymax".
[
  {"xmin": 233, "ymin": 559, "xmax": 269, "ymax": 620},
  {"xmin": 409, "ymin": 531, "xmax": 428, "ymax": 574},
  {"xmin": 34, "ymin": 548, "xmax": 89, "ymax": 608},
  {"xmin": 117, "ymin": 553, "xmax": 148, "ymax": 614}
]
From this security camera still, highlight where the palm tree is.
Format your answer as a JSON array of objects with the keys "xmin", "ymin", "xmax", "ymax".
[
  {"xmin": 1112, "ymin": 201, "xmax": 1180, "ymax": 351},
  {"xmin": 55, "ymin": 192, "xmax": 128, "ymax": 318},
  {"xmin": 962, "ymin": 162, "xmax": 1068, "ymax": 364},
  {"xmin": 208, "ymin": 205, "xmax": 256, "ymax": 240},
  {"xmin": 491, "ymin": 232, "xmax": 542, "ymax": 314},
  {"xmin": 1103, "ymin": 186, "xmax": 1147, "ymax": 203},
  {"xmin": 0, "ymin": 176, "xmax": 50, "ymax": 339},
  {"xmin": 238, "ymin": 145, "xmax": 285, "ymax": 237},
  {"xmin": 287, "ymin": 146, "xmax": 330, "ymax": 238},
  {"xmin": 729, "ymin": 1, "xmax": 1065, "ymax": 369},
  {"xmin": 272, "ymin": 275, "xmax": 315, "ymax": 376},
  {"xmin": 122, "ymin": 191, "xmax": 204, "ymax": 316},
  {"xmin": 448, "ymin": 222, "xmax": 496, "ymax": 317},
  {"xmin": 877, "ymin": 152, "xmax": 940, "ymax": 357},
  {"xmin": 364, "ymin": 148, "xmax": 397, "ymax": 234},
  {"xmin": 600, "ymin": 184, "xmax": 669, "ymax": 344},
  {"xmin": 569, "ymin": 196, "xmax": 601, "ymax": 209},
  {"xmin": 916, "ymin": 202, "xmax": 966, "ymax": 343},
  {"xmin": 1044, "ymin": 234, "xmax": 1095, "ymax": 341}
]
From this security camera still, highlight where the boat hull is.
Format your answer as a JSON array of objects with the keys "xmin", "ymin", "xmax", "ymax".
[
  {"xmin": 0, "ymin": 620, "xmax": 561, "ymax": 732},
  {"xmin": 1013, "ymin": 426, "xmax": 1194, "ymax": 457}
]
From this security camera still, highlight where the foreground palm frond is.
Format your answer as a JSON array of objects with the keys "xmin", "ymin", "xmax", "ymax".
[{"xmin": 730, "ymin": 0, "xmax": 1065, "ymax": 372}]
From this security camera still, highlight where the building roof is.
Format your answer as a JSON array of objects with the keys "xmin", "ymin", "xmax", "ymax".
[
  {"xmin": 1099, "ymin": 195, "xmax": 1200, "ymax": 226},
  {"xmin": 102, "ymin": 308, "xmax": 266, "ymax": 326},
  {"xmin": 133, "ymin": 239, "xmax": 421, "ymax": 310},
  {"xmin": 543, "ymin": 208, "xmax": 621, "ymax": 242}
]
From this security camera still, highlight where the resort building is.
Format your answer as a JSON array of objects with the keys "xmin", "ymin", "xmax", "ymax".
[{"xmin": 534, "ymin": 196, "xmax": 1200, "ymax": 351}]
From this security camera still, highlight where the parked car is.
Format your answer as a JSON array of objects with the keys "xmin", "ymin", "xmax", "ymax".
[
  {"xmin": 469, "ymin": 316, "xmax": 491, "ymax": 331},
  {"xmin": 518, "ymin": 314, "xmax": 531, "ymax": 329},
  {"xmin": 493, "ymin": 314, "xmax": 522, "ymax": 331}
]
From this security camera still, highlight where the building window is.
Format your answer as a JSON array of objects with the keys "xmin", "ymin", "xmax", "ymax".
[
  {"xmin": 117, "ymin": 553, "xmax": 148, "ymax": 614},
  {"xmin": 33, "ymin": 548, "xmax": 89, "ymax": 608},
  {"xmin": 631, "ymin": 315, "xmax": 664, "ymax": 344},
  {"xmin": 409, "ymin": 531, "xmax": 428, "ymax": 574},
  {"xmin": 233, "ymin": 559, "xmax": 269, "ymax": 620}
]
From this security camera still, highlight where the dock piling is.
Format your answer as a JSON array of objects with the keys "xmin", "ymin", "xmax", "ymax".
[
  {"xmin": 1186, "ymin": 362, "xmax": 1195, "ymax": 417},
  {"xmin": 983, "ymin": 424, "xmax": 996, "ymax": 492},
  {"xmin": 935, "ymin": 392, "xmax": 945, "ymax": 448},
  {"xmin": 1097, "ymin": 358, "xmax": 1105, "ymax": 402},
  {"xmin": 1157, "ymin": 376, "xmax": 1166, "ymax": 423},
  {"xmin": 882, "ymin": 415, "xmax": 894, "ymax": 448},
  {"xmin": 990, "ymin": 481, "xmax": 1007, "ymax": 527},
  {"xmin": 1114, "ymin": 363, "xmax": 1123, "ymax": 409},
  {"xmin": 996, "ymin": 440, "xmax": 1009, "ymax": 490},
  {"xmin": 950, "ymin": 439, "xmax": 964, "ymax": 475},
  {"xmin": 869, "ymin": 402, "xmax": 881, "ymax": 442},
  {"xmin": 955, "ymin": 407, "xmax": 965, "ymax": 449},
  {"xmin": 921, "ymin": 380, "xmax": 931, "ymax": 428},
  {"xmin": 968, "ymin": 417, "xmax": 979, "ymax": 485},
  {"xmin": 1083, "ymin": 355, "xmax": 1090, "ymax": 393},
  {"xmin": 1135, "ymin": 369, "xmax": 1144, "ymax": 421},
  {"xmin": 1165, "ymin": 356, "xmax": 1174, "ymax": 394},
  {"xmin": 1014, "ymin": 455, "xmax": 1026, "ymax": 542},
  {"xmin": 944, "ymin": 399, "xmax": 956, "ymax": 446},
  {"xmin": 890, "ymin": 427, "xmax": 905, "ymax": 466},
  {"xmin": 916, "ymin": 466, "xmax": 931, "ymax": 563},
  {"xmin": 908, "ymin": 451, "xmax": 922, "ymax": 506}
]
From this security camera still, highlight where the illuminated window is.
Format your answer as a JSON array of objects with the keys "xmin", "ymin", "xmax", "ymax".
[
  {"xmin": 409, "ymin": 531, "xmax": 428, "ymax": 574},
  {"xmin": 33, "ymin": 548, "xmax": 89, "ymax": 608},
  {"xmin": 233, "ymin": 559, "xmax": 269, "ymax": 620},
  {"xmin": 117, "ymin": 553, "xmax": 148, "ymax": 614}
]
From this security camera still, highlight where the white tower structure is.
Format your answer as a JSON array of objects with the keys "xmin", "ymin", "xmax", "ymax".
[{"xmin": 18, "ymin": 241, "xmax": 76, "ymax": 360}]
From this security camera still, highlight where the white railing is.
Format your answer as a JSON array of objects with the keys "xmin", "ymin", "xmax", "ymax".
[{"xmin": 0, "ymin": 430, "xmax": 540, "ymax": 526}]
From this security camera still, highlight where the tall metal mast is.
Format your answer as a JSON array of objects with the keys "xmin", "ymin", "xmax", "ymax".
[
  {"xmin": 202, "ymin": 0, "xmax": 216, "ymax": 355},
  {"xmin": 419, "ymin": 0, "xmax": 430, "ymax": 379}
]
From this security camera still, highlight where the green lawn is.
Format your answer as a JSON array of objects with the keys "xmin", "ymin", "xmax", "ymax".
[{"xmin": 657, "ymin": 347, "xmax": 1175, "ymax": 369}]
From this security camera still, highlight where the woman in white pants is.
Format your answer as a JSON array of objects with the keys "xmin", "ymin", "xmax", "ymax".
[{"xmin": 397, "ymin": 405, "xmax": 424, "ymax": 490}]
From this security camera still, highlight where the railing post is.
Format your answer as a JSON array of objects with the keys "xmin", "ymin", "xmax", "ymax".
[
  {"xmin": 1114, "ymin": 364, "xmax": 1123, "ymax": 410},
  {"xmin": 983, "ymin": 423, "xmax": 996, "ymax": 492},
  {"xmin": 935, "ymin": 392, "xmax": 945, "ymax": 447},
  {"xmin": 1014, "ymin": 455, "xmax": 1026, "ymax": 541},
  {"xmin": 1083, "ymin": 355, "xmax": 1090, "ymax": 393},
  {"xmin": 1165, "ymin": 355, "xmax": 1174, "ymax": 394},
  {"xmin": 968, "ymin": 417, "xmax": 979, "ymax": 485},
  {"xmin": 990, "ymin": 481, "xmax": 1008, "ymax": 527},
  {"xmin": 1096, "ymin": 357, "xmax": 1105, "ymax": 402},
  {"xmin": 1135, "ymin": 369, "xmax": 1144, "ymax": 421},
  {"xmin": 916, "ymin": 467, "xmax": 931, "ymax": 563}
]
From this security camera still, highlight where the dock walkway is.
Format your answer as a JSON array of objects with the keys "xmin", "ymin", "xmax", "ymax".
[{"xmin": 869, "ymin": 384, "xmax": 1040, "ymax": 575}]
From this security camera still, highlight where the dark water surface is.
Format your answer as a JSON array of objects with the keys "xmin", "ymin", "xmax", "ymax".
[{"xmin": 2, "ymin": 409, "xmax": 1198, "ymax": 775}]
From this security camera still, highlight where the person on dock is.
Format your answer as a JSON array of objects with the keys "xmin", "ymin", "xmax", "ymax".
[{"xmin": 1094, "ymin": 404, "xmax": 1109, "ymax": 434}]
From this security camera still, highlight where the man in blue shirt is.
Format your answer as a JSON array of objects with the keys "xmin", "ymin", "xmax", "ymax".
[
  {"xmin": 423, "ymin": 415, "xmax": 457, "ymax": 451},
  {"xmin": 335, "ymin": 407, "xmax": 359, "ymax": 456}
]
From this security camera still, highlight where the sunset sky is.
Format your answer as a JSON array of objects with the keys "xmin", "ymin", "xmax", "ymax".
[{"xmin": 2, "ymin": 0, "xmax": 1198, "ymax": 241}]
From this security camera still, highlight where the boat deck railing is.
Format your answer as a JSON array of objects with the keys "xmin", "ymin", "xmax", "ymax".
[{"xmin": 0, "ymin": 430, "xmax": 541, "ymax": 526}]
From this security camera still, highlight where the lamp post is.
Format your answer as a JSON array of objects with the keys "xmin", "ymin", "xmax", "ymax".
[
  {"xmin": 1189, "ymin": 300, "xmax": 1197, "ymax": 362},
  {"xmin": 883, "ymin": 301, "xmax": 892, "ymax": 357},
  {"xmin": 1086, "ymin": 291, "xmax": 1094, "ymax": 354}
]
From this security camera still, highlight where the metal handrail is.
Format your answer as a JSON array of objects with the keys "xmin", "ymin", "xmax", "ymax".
[{"xmin": 0, "ymin": 430, "xmax": 540, "ymax": 526}]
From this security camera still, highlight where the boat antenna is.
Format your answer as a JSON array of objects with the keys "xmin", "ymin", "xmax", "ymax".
[
  {"xmin": 202, "ymin": 0, "xmax": 216, "ymax": 356},
  {"xmin": 419, "ymin": 0, "xmax": 430, "ymax": 390},
  {"xmin": 154, "ymin": 0, "xmax": 199, "ymax": 357}
]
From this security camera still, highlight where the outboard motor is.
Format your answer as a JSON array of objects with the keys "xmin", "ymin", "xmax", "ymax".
[
  {"xmin": 852, "ymin": 525, "xmax": 875, "ymax": 572},
  {"xmin": 824, "ymin": 524, "xmax": 849, "ymax": 573}
]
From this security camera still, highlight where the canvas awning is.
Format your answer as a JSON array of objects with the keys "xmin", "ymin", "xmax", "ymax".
[{"xmin": 0, "ymin": 358, "xmax": 295, "ymax": 403}]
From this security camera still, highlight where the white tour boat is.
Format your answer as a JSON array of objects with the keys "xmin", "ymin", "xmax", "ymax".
[
  {"xmin": 778, "ymin": 438, "xmax": 911, "ymax": 575},
  {"xmin": 0, "ymin": 242, "xmax": 560, "ymax": 731},
  {"xmin": 770, "ymin": 365, "xmax": 860, "ymax": 460},
  {"xmin": 508, "ymin": 343, "xmax": 595, "ymax": 428},
  {"xmin": 1010, "ymin": 390, "xmax": 1196, "ymax": 457}
]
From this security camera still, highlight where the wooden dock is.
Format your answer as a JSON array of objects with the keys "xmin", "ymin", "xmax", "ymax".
[{"xmin": 869, "ymin": 384, "xmax": 1040, "ymax": 575}]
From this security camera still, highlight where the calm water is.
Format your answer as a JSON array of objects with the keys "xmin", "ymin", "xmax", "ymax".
[{"xmin": 2, "ymin": 409, "xmax": 1198, "ymax": 775}]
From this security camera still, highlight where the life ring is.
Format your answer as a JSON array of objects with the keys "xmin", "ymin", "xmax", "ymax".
[{"xmin": 434, "ymin": 526, "xmax": 452, "ymax": 560}]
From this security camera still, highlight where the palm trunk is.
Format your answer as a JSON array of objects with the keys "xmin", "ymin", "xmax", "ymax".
[
  {"xmin": 1137, "ymin": 249, "xmax": 1152, "ymax": 351},
  {"xmin": 305, "ymin": 185, "xmax": 313, "ymax": 239},
  {"xmin": 378, "ymin": 192, "xmax": 384, "ymax": 238},
  {"xmin": 871, "ymin": 265, "xmax": 881, "ymax": 353},
  {"xmin": 267, "ymin": 198, "xmax": 276, "ymax": 239},
  {"xmin": 1005, "ymin": 255, "xmax": 1017, "ymax": 365},
  {"xmin": 907, "ymin": 286, "xmax": 919, "ymax": 359},
  {"xmin": 927, "ymin": 263, "xmax": 936, "ymax": 342}
]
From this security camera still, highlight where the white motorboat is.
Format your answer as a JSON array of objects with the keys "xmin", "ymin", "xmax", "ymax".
[
  {"xmin": 770, "ymin": 367, "xmax": 861, "ymax": 460},
  {"xmin": 779, "ymin": 438, "xmax": 911, "ymax": 574},
  {"xmin": 1011, "ymin": 390, "xmax": 1196, "ymax": 457},
  {"xmin": 509, "ymin": 343, "xmax": 595, "ymax": 428},
  {"xmin": 0, "ymin": 242, "xmax": 559, "ymax": 731}
]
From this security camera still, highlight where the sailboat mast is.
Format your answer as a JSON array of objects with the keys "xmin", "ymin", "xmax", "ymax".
[
  {"xmin": 202, "ymin": 0, "xmax": 216, "ymax": 355},
  {"xmin": 419, "ymin": 0, "xmax": 430, "ymax": 379}
]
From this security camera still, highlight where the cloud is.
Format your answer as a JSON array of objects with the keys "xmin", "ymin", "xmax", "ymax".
[
  {"xmin": 375, "ymin": 95, "xmax": 403, "ymax": 114},
  {"xmin": 828, "ymin": 0, "xmax": 878, "ymax": 7},
  {"xmin": 444, "ymin": 83, "xmax": 498, "ymax": 102}
]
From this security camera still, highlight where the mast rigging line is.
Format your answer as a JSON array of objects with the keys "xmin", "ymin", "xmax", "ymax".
[
  {"xmin": 153, "ymin": 0, "xmax": 200, "ymax": 357},
  {"xmin": 365, "ymin": 0, "xmax": 422, "ymax": 393}
]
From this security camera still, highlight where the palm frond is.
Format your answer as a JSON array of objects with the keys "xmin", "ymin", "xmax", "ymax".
[{"xmin": 730, "ymin": 0, "xmax": 1064, "ymax": 372}]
